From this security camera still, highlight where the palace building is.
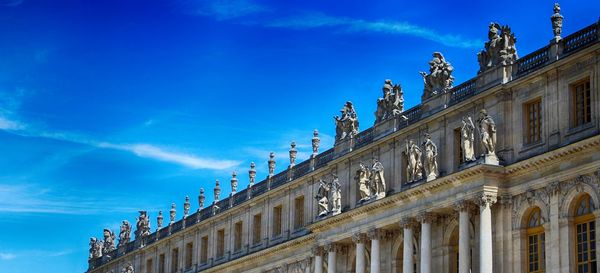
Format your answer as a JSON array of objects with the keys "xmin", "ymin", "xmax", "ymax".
[{"xmin": 86, "ymin": 5, "xmax": 600, "ymax": 273}]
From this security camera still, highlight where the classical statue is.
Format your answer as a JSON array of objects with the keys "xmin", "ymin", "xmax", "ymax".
[
  {"xmin": 422, "ymin": 134, "xmax": 439, "ymax": 181},
  {"xmin": 268, "ymin": 152, "xmax": 276, "ymax": 177},
  {"xmin": 118, "ymin": 220, "xmax": 131, "ymax": 247},
  {"xmin": 370, "ymin": 158, "xmax": 386, "ymax": 197},
  {"xmin": 312, "ymin": 129, "xmax": 320, "ymax": 156},
  {"xmin": 330, "ymin": 174, "xmax": 342, "ymax": 215},
  {"xmin": 230, "ymin": 171, "xmax": 238, "ymax": 194},
  {"xmin": 315, "ymin": 178, "xmax": 330, "ymax": 217},
  {"xmin": 355, "ymin": 162, "xmax": 371, "ymax": 202},
  {"xmin": 102, "ymin": 229, "xmax": 116, "ymax": 255},
  {"xmin": 419, "ymin": 52, "xmax": 454, "ymax": 100},
  {"xmin": 89, "ymin": 237, "xmax": 103, "ymax": 259},
  {"xmin": 248, "ymin": 162, "xmax": 256, "ymax": 187},
  {"xmin": 405, "ymin": 139, "xmax": 423, "ymax": 183},
  {"xmin": 183, "ymin": 196, "xmax": 190, "ymax": 217},
  {"xmin": 122, "ymin": 264, "xmax": 134, "ymax": 273},
  {"xmin": 214, "ymin": 180, "xmax": 221, "ymax": 203},
  {"xmin": 550, "ymin": 3, "xmax": 564, "ymax": 40},
  {"xmin": 198, "ymin": 188, "xmax": 205, "ymax": 209},
  {"xmin": 289, "ymin": 141, "xmax": 297, "ymax": 167},
  {"xmin": 157, "ymin": 211, "xmax": 163, "ymax": 230},
  {"xmin": 334, "ymin": 101, "xmax": 359, "ymax": 143},
  {"xmin": 477, "ymin": 109, "xmax": 497, "ymax": 157},
  {"xmin": 374, "ymin": 79, "xmax": 404, "ymax": 124},
  {"xmin": 477, "ymin": 22, "xmax": 518, "ymax": 72},
  {"xmin": 135, "ymin": 211, "xmax": 150, "ymax": 238},
  {"xmin": 461, "ymin": 116, "xmax": 476, "ymax": 162},
  {"xmin": 169, "ymin": 203, "xmax": 176, "ymax": 224}
]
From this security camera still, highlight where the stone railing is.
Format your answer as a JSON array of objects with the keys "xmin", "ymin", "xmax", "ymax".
[{"xmin": 88, "ymin": 20, "xmax": 600, "ymax": 272}]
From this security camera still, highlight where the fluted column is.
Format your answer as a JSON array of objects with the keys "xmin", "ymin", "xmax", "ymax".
[
  {"xmin": 352, "ymin": 233, "xmax": 367, "ymax": 273},
  {"xmin": 418, "ymin": 213, "xmax": 436, "ymax": 273},
  {"xmin": 312, "ymin": 246, "xmax": 325, "ymax": 273},
  {"xmin": 400, "ymin": 217, "xmax": 417, "ymax": 273},
  {"xmin": 455, "ymin": 201, "xmax": 472, "ymax": 273},
  {"xmin": 476, "ymin": 193, "xmax": 497, "ymax": 273},
  {"xmin": 325, "ymin": 243, "xmax": 345, "ymax": 273},
  {"xmin": 367, "ymin": 229, "xmax": 387, "ymax": 273}
]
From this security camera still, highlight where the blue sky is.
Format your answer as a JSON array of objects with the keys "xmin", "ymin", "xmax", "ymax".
[{"xmin": 0, "ymin": 0, "xmax": 598, "ymax": 272}]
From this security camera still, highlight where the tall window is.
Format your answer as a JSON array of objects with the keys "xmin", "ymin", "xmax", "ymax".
[
  {"xmin": 171, "ymin": 248, "xmax": 179, "ymax": 273},
  {"xmin": 572, "ymin": 79, "xmax": 592, "ymax": 127},
  {"xmin": 200, "ymin": 236, "xmax": 208, "ymax": 264},
  {"xmin": 146, "ymin": 258, "xmax": 153, "ymax": 273},
  {"xmin": 253, "ymin": 213, "xmax": 262, "ymax": 245},
  {"xmin": 525, "ymin": 98, "xmax": 542, "ymax": 144},
  {"xmin": 185, "ymin": 242, "xmax": 193, "ymax": 269},
  {"xmin": 273, "ymin": 205, "xmax": 282, "ymax": 237},
  {"xmin": 158, "ymin": 254, "xmax": 165, "ymax": 273},
  {"xmin": 234, "ymin": 221, "xmax": 243, "ymax": 251},
  {"xmin": 294, "ymin": 196, "xmax": 305, "ymax": 230},
  {"xmin": 574, "ymin": 195, "xmax": 596, "ymax": 273},
  {"xmin": 216, "ymin": 229, "xmax": 225, "ymax": 259},
  {"xmin": 527, "ymin": 207, "xmax": 545, "ymax": 273}
]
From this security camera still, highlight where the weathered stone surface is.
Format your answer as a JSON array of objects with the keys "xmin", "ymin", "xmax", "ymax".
[{"xmin": 420, "ymin": 52, "xmax": 454, "ymax": 100}]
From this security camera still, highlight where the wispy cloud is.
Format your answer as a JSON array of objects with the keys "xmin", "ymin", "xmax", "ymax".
[
  {"xmin": 0, "ymin": 249, "xmax": 73, "ymax": 260},
  {"xmin": 0, "ymin": 252, "xmax": 16, "ymax": 260},
  {"xmin": 267, "ymin": 12, "xmax": 483, "ymax": 49},
  {"xmin": 182, "ymin": 0, "xmax": 268, "ymax": 20},
  {"xmin": 0, "ymin": 0, "xmax": 24, "ymax": 7}
]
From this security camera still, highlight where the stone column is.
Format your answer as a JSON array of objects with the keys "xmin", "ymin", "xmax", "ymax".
[
  {"xmin": 352, "ymin": 233, "xmax": 367, "ymax": 273},
  {"xmin": 312, "ymin": 246, "xmax": 325, "ymax": 273},
  {"xmin": 455, "ymin": 201, "xmax": 471, "ymax": 273},
  {"xmin": 418, "ymin": 213, "xmax": 436, "ymax": 273},
  {"xmin": 368, "ymin": 229, "xmax": 387, "ymax": 273},
  {"xmin": 476, "ymin": 193, "xmax": 497, "ymax": 273},
  {"xmin": 400, "ymin": 217, "xmax": 416, "ymax": 273},
  {"xmin": 325, "ymin": 243, "xmax": 344, "ymax": 273}
]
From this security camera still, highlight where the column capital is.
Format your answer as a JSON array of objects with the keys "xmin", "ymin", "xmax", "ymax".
[
  {"xmin": 367, "ymin": 228, "xmax": 387, "ymax": 241},
  {"xmin": 311, "ymin": 245, "xmax": 326, "ymax": 256},
  {"xmin": 546, "ymin": 180, "xmax": 561, "ymax": 196},
  {"xmin": 474, "ymin": 192, "xmax": 497, "ymax": 208},
  {"xmin": 417, "ymin": 212, "xmax": 437, "ymax": 224},
  {"xmin": 454, "ymin": 200, "xmax": 476, "ymax": 212},
  {"xmin": 324, "ymin": 242, "xmax": 347, "ymax": 254},
  {"xmin": 399, "ymin": 217, "xmax": 418, "ymax": 229},
  {"xmin": 499, "ymin": 194, "xmax": 512, "ymax": 208},
  {"xmin": 352, "ymin": 233, "xmax": 368, "ymax": 244}
]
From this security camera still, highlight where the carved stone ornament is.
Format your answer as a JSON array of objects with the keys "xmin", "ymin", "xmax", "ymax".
[
  {"xmin": 214, "ymin": 180, "xmax": 221, "ymax": 203},
  {"xmin": 311, "ymin": 245, "xmax": 326, "ymax": 256},
  {"xmin": 89, "ymin": 237, "xmax": 103, "ymax": 259},
  {"xmin": 367, "ymin": 228, "xmax": 388, "ymax": 241},
  {"xmin": 330, "ymin": 173, "xmax": 342, "ymax": 215},
  {"xmin": 230, "ymin": 171, "xmax": 238, "ymax": 194},
  {"xmin": 461, "ymin": 116, "xmax": 477, "ymax": 162},
  {"xmin": 477, "ymin": 22, "xmax": 518, "ymax": 72},
  {"xmin": 122, "ymin": 263, "xmax": 134, "ymax": 273},
  {"xmin": 268, "ymin": 152, "xmax": 276, "ymax": 177},
  {"xmin": 422, "ymin": 133, "xmax": 439, "ymax": 181},
  {"xmin": 198, "ymin": 188, "xmax": 205, "ymax": 209},
  {"xmin": 312, "ymin": 129, "xmax": 320, "ymax": 156},
  {"xmin": 352, "ymin": 233, "xmax": 368, "ymax": 244},
  {"xmin": 334, "ymin": 101, "xmax": 359, "ymax": 143},
  {"xmin": 404, "ymin": 139, "xmax": 423, "ymax": 183},
  {"xmin": 184, "ymin": 196, "xmax": 191, "ymax": 217},
  {"xmin": 135, "ymin": 210, "xmax": 150, "ymax": 238},
  {"xmin": 374, "ymin": 79, "xmax": 405, "ymax": 124},
  {"xmin": 370, "ymin": 158, "xmax": 386, "ymax": 198},
  {"xmin": 419, "ymin": 52, "xmax": 454, "ymax": 100},
  {"xmin": 169, "ymin": 203, "xmax": 176, "ymax": 224},
  {"xmin": 477, "ymin": 109, "xmax": 498, "ymax": 164},
  {"xmin": 356, "ymin": 162, "xmax": 371, "ymax": 202},
  {"xmin": 102, "ymin": 228, "xmax": 116, "ymax": 255},
  {"xmin": 156, "ymin": 211, "xmax": 163, "ymax": 229},
  {"xmin": 417, "ymin": 212, "xmax": 437, "ymax": 224},
  {"xmin": 475, "ymin": 193, "xmax": 498, "ymax": 209},
  {"xmin": 289, "ymin": 141, "xmax": 297, "ymax": 167},
  {"xmin": 550, "ymin": 3, "xmax": 564, "ymax": 40},
  {"xmin": 248, "ymin": 162, "xmax": 256, "ymax": 187},
  {"xmin": 118, "ymin": 220, "xmax": 131, "ymax": 247}
]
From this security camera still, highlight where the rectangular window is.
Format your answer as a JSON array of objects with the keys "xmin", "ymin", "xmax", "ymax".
[
  {"xmin": 253, "ymin": 213, "xmax": 262, "ymax": 245},
  {"xmin": 527, "ymin": 233, "xmax": 545, "ymax": 273},
  {"xmin": 171, "ymin": 248, "xmax": 179, "ymax": 273},
  {"xmin": 216, "ymin": 229, "xmax": 225, "ymax": 259},
  {"xmin": 200, "ymin": 236, "xmax": 208, "ymax": 264},
  {"xmin": 158, "ymin": 254, "xmax": 165, "ymax": 273},
  {"xmin": 185, "ymin": 242, "xmax": 193, "ymax": 269},
  {"xmin": 273, "ymin": 205, "xmax": 282, "ymax": 237},
  {"xmin": 234, "ymin": 221, "xmax": 243, "ymax": 251},
  {"xmin": 576, "ymin": 220, "xmax": 597, "ymax": 273},
  {"xmin": 146, "ymin": 258, "xmax": 153, "ymax": 273},
  {"xmin": 524, "ymin": 99, "xmax": 542, "ymax": 144},
  {"xmin": 572, "ymin": 79, "xmax": 592, "ymax": 128},
  {"xmin": 454, "ymin": 128, "xmax": 463, "ymax": 167},
  {"xmin": 294, "ymin": 196, "xmax": 305, "ymax": 230}
]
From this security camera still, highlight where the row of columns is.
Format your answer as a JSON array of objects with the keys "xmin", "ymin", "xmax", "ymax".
[{"xmin": 312, "ymin": 194, "xmax": 497, "ymax": 273}]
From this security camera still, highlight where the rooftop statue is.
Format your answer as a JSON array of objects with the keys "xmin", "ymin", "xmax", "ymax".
[
  {"xmin": 118, "ymin": 220, "xmax": 131, "ymax": 247},
  {"xmin": 375, "ymin": 79, "xmax": 404, "ymax": 124},
  {"xmin": 477, "ymin": 22, "xmax": 518, "ymax": 72},
  {"xmin": 135, "ymin": 211, "xmax": 150, "ymax": 238},
  {"xmin": 268, "ymin": 152, "xmax": 276, "ymax": 177},
  {"xmin": 89, "ymin": 237, "xmax": 103, "ymax": 259},
  {"xmin": 230, "ymin": 171, "xmax": 238, "ymax": 194},
  {"xmin": 334, "ymin": 101, "xmax": 359, "ymax": 143},
  {"xmin": 102, "ymin": 229, "xmax": 116, "ymax": 255},
  {"xmin": 461, "ymin": 116, "xmax": 477, "ymax": 162},
  {"xmin": 370, "ymin": 158, "xmax": 386, "ymax": 198},
  {"xmin": 405, "ymin": 139, "xmax": 423, "ymax": 183},
  {"xmin": 419, "ymin": 53, "xmax": 454, "ymax": 100},
  {"xmin": 248, "ymin": 162, "xmax": 256, "ymax": 187},
  {"xmin": 198, "ymin": 188, "xmax": 205, "ymax": 209},
  {"xmin": 183, "ymin": 196, "xmax": 190, "ymax": 218},
  {"xmin": 289, "ymin": 141, "xmax": 297, "ymax": 167},
  {"xmin": 422, "ymin": 133, "xmax": 439, "ymax": 181},
  {"xmin": 315, "ymin": 178, "xmax": 330, "ymax": 217},
  {"xmin": 214, "ymin": 180, "xmax": 221, "ymax": 203},
  {"xmin": 169, "ymin": 203, "xmax": 176, "ymax": 224},
  {"xmin": 551, "ymin": 3, "xmax": 564, "ymax": 40},
  {"xmin": 311, "ymin": 129, "xmax": 320, "ymax": 156},
  {"xmin": 157, "ymin": 211, "xmax": 163, "ymax": 230}
]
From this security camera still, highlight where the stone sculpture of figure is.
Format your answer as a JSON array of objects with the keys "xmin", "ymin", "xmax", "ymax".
[
  {"xmin": 135, "ymin": 211, "xmax": 150, "ymax": 238},
  {"xmin": 334, "ymin": 101, "xmax": 359, "ymax": 143},
  {"xmin": 312, "ymin": 129, "xmax": 320, "ymax": 156},
  {"xmin": 477, "ymin": 109, "xmax": 497, "ymax": 157},
  {"xmin": 157, "ymin": 211, "xmax": 163, "ymax": 230},
  {"xmin": 89, "ymin": 237, "xmax": 103, "ymax": 259},
  {"xmin": 419, "ymin": 52, "xmax": 455, "ymax": 100},
  {"xmin": 122, "ymin": 264, "xmax": 134, "ymax": 273},
  {"xmin": 422, "ymin": 134, "xmax": 439, "ymax": 181},
  {"xmin": 268, "ymin": 152, "xmax": 276, "ymax": 177},
  {"xmin": 461, "ymin": 116, "xmax": 476, "ymax": 162},
  {"xmin": 405, "ymin": 139, "xmax": 423, "ymax": 183},
  {"xmin": 315, "ymin": 178, "xmax": 330, "ymax": 217},
  {"xmin": 477, "ymin": 22, "xmax": 518, "ymax": 72},
  {"xmin": 118, "ymin": 220, "xmax": 131, "ymax": 247},
  {"xmin": 169, "ymin": 203, "xmax": 176, "ymax": 224},
  {"xmin": 550, "ymin": 3, "xmax": 564, "ymax": 40},
  {"xmin": 214, "ymin": 180, "xmax": 221, "ymax": 203},
  {"xmin": 248, "ymin": 162, "xmax": 256, "ymax": 187},
  {"xmin": 370, "ymin": 158, "xmax": 386, "ymax": 197},
  {"xmin": 355, "ymin": 162, "xmax": 371, "ymax": 202},
  {"xmin": 330, "ymin": 174, "xmax": 342, "ymax": 215},
  {"xmin": 230, "ymin": 171, "xmax": 238, "ymax": 194},
  {"xmin": 289, "ymin": 141, "xmax": 297, "ymax": 167},
  {"xmin": 374, "ymin": 79, "xmax": 405, "ymax": 124},
  {"xmin": 198, "ymin": 188, "xmax": 205, "ymax": 209},
  {"xmin": 183, "ymin": 196, "xmax": 190, "ymax": 217},
  {"xmin": 102, "ymin": 229, "xmax": 116, "ymax": 255}
]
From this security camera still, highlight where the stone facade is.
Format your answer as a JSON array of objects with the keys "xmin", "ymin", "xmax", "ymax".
[{"xmin": 87, "ymin": 12, "xmax": 600, "ymax": 273}]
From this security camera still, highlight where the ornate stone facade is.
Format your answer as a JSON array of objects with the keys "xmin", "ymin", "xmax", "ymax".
[{"xmin": 86, "ymin": 10, "xmax": 600, "ymax": 273}]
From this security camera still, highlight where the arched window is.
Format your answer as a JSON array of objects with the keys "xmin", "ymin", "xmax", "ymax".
[
  {"xmin": 574, "ymin": 195, "xmax": 596, "ymax": 273},
  {"xmin": 526, "ymin": 207, "xmax": 545, "ymax": 273}
]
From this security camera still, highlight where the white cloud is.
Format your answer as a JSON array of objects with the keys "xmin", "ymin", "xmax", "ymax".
[
  {"xmin": 0, "ymin": 116, "xmax": 24, "ymax": 130},
  {"xmin": 0, "ymin": 252, "xmax": 16, "ymax": 260},
  {"xmin": 184, "ymin": 0, "xmax": 268, "ymax": 20},
  {"xmin": 0, "ymin": 249, "xmax": 73, "ymax": 260}
]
